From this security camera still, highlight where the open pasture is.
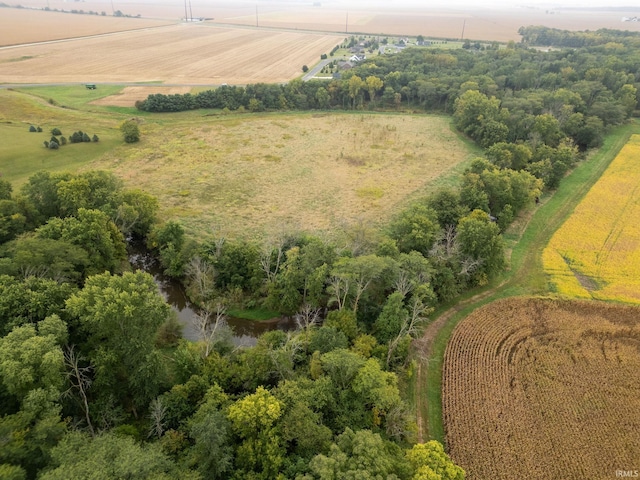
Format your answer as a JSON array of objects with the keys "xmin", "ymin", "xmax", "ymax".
[
  {"xmin": 0, "ymin": 22, "xmax": 340, "ymax": 85},
  {"xmin": 443, "ymin": 297, "xmax": 640, "ymax": 480},
  {"xmin": 84, "ymin": 112, "xmax": 472, "ymax": 240},
  {"xmin": 0, "ymin": 90, "xmax": 122, "ymax": 185},
  {"xmin": 543, "ymin": 134, "xmax": 640, "ymax": 304},
  {"xmin": 0, "ymin": 8, "xmax": 174, "ymax": 47}
]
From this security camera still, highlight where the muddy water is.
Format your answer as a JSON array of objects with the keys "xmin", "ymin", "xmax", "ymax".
[{"xmin": 128, "ymin": 250, "xmax": 296, "ymax": 346}]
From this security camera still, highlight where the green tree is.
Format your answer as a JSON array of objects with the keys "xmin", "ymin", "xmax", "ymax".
[
  {"xmin": 348, "ymin": 75, "xmax": 365, "ymax": 109},
  {"xmin": 0, "ymin": 179, "xmax": 12, "ymax": 200},
  {"xmin": 365, "ymin": 75, "xmax": 384, "ymax": 106},
  {"xmin": 406, "ymin": 441, "xmax": 465, "ymax": 480},
  {"xmin": 40, "ymin": 431, "xmax": 198, "ymax": 480},
  {"xmin": 389, "ymin": 204, "xmax": 440, "ymax": 255},
  {"xmin": 227, "ymin": 386, "xmax": 285, "ymax": 479},
  {"xmin": 307, "ymin": 428, "xmax": 408, "ymax": 479},
  {"xmin": 120, "ymin": 119, "xmax": 140, "ymax": 143},
  {"xmin": 0, "ymin": 275, "xmax": 76, "ymax": 336},
  {"xmin": 0, "ymin": 388, "xmax": 66, "ymax": 478},
  {"xmin": 0, "ymin": 200, "xmax": 27, "ymax": 243},
  {"xmin": 36, "ymin": 208, "xmax": 127, "ymax": 275},
  {"xmin": 315, "ymin": 87, "xmax": 330, "ymax": 109},
  {"xmin": 0, "ymin": 316, "xmax": 67, "ymax": 400},
  {"xmin": 187, "ymin": 386, "xmax": 233, "ymax": 480},
  {"xmin": 457, "ymin": 209, "xmax": 505, "ymax": 283},
  {"xmin": 65, "ymin": 271, "xmax": 171, "ymax": 413},
  {"xmin": 374, "ymin": 291, "xmax": 408, "ymax": 344}
]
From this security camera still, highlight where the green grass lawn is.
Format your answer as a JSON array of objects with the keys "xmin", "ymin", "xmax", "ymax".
[
  {"xmin": 0, "ymin": 120, "xmax": 121, "ymax": 186},
  {"xmin": 227, "ymin": 307, "xmax": 281, "ymax": 321},
  {"xmin": 15, "ymin": 85, "xmax": 132, "ymax": 111}
]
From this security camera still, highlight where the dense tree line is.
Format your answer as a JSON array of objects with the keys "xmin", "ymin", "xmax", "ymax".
[{"xmin": 518, "ymin": 25, "xmax": 640, "ymax": 48}]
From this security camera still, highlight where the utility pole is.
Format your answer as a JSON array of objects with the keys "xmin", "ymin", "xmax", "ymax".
[
  {"xmin": 184, "ymin": 0, "xmax": 187, "ymax": 21},
  {"xmin": 256, "ymin": 5, "xmax": 259, "ymax": 27},
  {"xmin": 345, "ymin": 12, "xmax": 348, "ymax": 33},
  {"xmin": 189, "ymin": 0, "xmax": 193, "ymax": 21},
  {"xmin": 461, "ymin": 19, "xmax": 466, "ymax": 40}
]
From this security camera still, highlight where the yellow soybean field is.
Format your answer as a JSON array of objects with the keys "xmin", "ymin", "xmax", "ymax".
[{"xmin": 542, "ymin": 134, "xmax": 640, "ymax": 303}]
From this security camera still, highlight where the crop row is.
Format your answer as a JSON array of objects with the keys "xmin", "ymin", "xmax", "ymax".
[{"xmin": 443, "ymin": 297, "xmax": 640, "ymax": 479}]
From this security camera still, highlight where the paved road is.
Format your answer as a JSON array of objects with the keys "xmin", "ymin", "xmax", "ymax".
[{"xmin": 302, "ymin": 58, "xmax": 333, "ymax": 81}]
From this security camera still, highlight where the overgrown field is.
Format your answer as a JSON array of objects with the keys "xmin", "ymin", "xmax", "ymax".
[
  {"xmin": 0, "ymin": 88, "xmax": 474, "ymax": 241},
  {"xmin": 0, "ymin": 21, "xmax": 340, "ymax": 85},
  {"xmin": 443, "ymin": 297, "xmax": 640, "ymax": 480},
  {"xmin": 543, "ymin": 134, "xmax": 640, "ymax": 304},
  {"xmin": 88, "ymin": 112, "xmax": 473, "ymax": 240}
]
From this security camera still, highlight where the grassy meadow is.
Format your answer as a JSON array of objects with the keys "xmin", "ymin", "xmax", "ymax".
[{"xmin": 0, "ymin": 87, "xmax": 476, "ymax": 241}]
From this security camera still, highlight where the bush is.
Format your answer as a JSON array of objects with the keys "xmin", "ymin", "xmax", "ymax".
[
  {"xmin": 120, "ymin": 120, "xmax": 140, "ymax": 143},
  {"xmin": 60, "ymin": 136, "xmax": 67, "ymax": 145},
  {"xmin": 43, "ymin": 140, "xmax": 49, "ymax": 148},
  {"xmin": 29, "ymin": 125, "xmax": 37, "ymax": 132},
  {"xmin": 82, "ymin": 132, "xmax": 91, "ymax": 142},
  {"xmin": 302, "ymin": 65, "xmax": 309, "ymax": 73},
  {"xmin": 37, "ymin": 126, "xmax": 42, "ymax": 132},
  {"xmin": 92, "ymin": 134, "xmax": 99, "ymax": 142},
  {"xmin": 51, "ymin": 127, "xmax": 62, "ymax": 136},
  {"xmin": 49, "ymin": 141, "xmax": 59, "ymax": 150},
  {"xmin": 50, "ymin": 136, "xmax": 59, "ymax": 145}
]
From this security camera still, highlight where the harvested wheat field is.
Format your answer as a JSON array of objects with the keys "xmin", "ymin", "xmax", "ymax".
[
  {"xmin": 0, "ymin": 8, "xmax": 174, "ymax": 47},
  {"xmin": 443, "ymin": 297, "xmax": 640, "ymax": 480},
  {"xmin": 543, "ymin": 135, "xmax": 640, "ymax": 304},
  {"xmin": 88, "ymin": 113, "xmax": 470, "ymax": 240},
  {"xmin": 0, "ymin": 23, "xmax": 340, "ymax": 85}
]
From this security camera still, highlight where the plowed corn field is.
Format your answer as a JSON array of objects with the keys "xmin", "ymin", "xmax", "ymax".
[
  {"xmin": 443, "ymin": 297, "xmax": 640, "ymax": 480},
  {"xmin": 542, "ymin": 134, "xmax": 640, "ymax": 304}
]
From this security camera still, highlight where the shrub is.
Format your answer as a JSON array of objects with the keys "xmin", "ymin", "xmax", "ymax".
[
  {"xmin": 43, "ymin": 140, "xmax": 49, "ymax": 148},
  {"xmin": 51, "ymin": 127, "xmax": 62, "ymax": 136},
  {"xmin": 82, "ymin": 132, "xmax": 91, "ymax": 142},
  {"xmin": 92, "ymin": 134, "xmax": 99, "ymax": 142},
  {"xmin": 29, "ymin": 125, "xmax": 37, "ymax": 132},
  {"xmin": 302, "ymin": 65, "xmax": 309, "ymax": 73},
  {"xmin": 49, "ymin": 141, "xmax": 59, "ymax": 150},
  {"xmin": 60, "ymin": 136, "xmax": 67, "ymax": 145},
  {"xmin": 120, "ymin": 120, "xmax": 140, "ymax": 143},
  {"xmin": 37, "ymin": 126, "xmax": 42, "ymax": 132}
]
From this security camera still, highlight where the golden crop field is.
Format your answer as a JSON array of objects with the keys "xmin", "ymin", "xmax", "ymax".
[
  {"xmin": 0, "ymin": 22, "xmax": 341, "ymax": 85},
  {"xmin": 86, "ymin": 112, "xmax": 471, "ymax": 241},
  {"xmin": 0, "ymin": 8, "xmax": 174, "ymax": 47},
  {"xmin": 542, "ymin": 135, "xmax": 640, "ymax": 304},
  {"xmin": 443, "ymin": 297, "xmax": 640, "ymax": 480}
]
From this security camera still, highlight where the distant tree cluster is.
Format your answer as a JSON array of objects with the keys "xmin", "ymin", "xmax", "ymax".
[{"xmin": 39, "ymin": 127, "xmax": 99, "ymax": 150}]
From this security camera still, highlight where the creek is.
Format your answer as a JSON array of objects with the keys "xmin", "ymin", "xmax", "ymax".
[{"xmin": 128, "ymin": 249, "xmax": 297, "ymax": 346}]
